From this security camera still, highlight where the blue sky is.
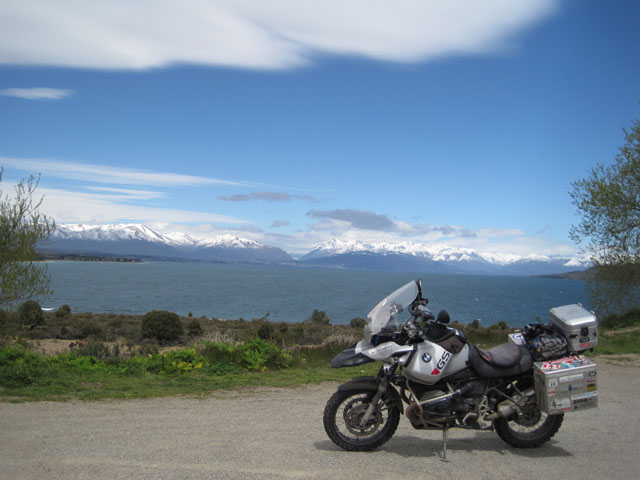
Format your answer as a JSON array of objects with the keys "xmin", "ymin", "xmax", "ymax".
[{"xmin": 1, "ymin": 0, "xmax": 639, "ymax": 257}]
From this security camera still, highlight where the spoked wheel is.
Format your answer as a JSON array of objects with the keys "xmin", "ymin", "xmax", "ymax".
[
  {"xmin": 323, "ymin": 388, "xmax": 400, "ymax": 451},
  {"xmin": 494, "ymin": 401, "xmax": 564, "ymax": 448}
]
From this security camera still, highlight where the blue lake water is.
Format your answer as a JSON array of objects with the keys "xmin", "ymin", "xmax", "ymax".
[{"xmin": 40, "ymin": 261, "xmax": 589, "ymax": 327}]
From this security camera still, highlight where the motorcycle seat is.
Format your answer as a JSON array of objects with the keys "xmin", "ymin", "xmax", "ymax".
[
  {"xmin": 468, "ymin": 342, "xmax": 533, "ymax": 378},
  {"xmin": 476, "ymin": 342, "xmax": 522, "ymax": 368}
]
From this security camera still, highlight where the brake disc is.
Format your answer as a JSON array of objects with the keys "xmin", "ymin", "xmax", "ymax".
[{"xmin": 343, "ymin": 397, "xmax": 382, "ymax": 435}]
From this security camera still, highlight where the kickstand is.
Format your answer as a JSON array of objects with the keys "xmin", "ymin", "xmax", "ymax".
[{"xmin": 441, "ymin": 426, "xmax": 450, "ymax": 462}]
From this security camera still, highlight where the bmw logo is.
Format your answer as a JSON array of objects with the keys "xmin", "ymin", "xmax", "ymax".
[{"xmin": 422, "ymin": 353, "xmax": 432, "ymax": 363}]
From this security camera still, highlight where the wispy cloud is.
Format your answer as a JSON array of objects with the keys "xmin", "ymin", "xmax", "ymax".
[
  {"xmin": 307, "ymin": 209, "xmax": 397, "ymax": 232},
  {"xmin": 270, "ymin": 220, "xmax": 289, "ymax": 228},
  {"xmin": 83, "ymin": 186, "xmax": 167, "ymax": 201},
  {"xmin": 0, "ymin": 157, "xmax": 267, "ymax": 188},
  {"xmin": 0, "ymin": 87, "xmax": 74, "ymax": 100},
  {"xmin": 219, "ymin": 191, "xmax": 319, "ymax": 203},
  {"xmin": 0, "ymin": 0, "xmax": 559, "ymax": 71},
  {"xmin": 37, "ymin": 186, "xmax": 245, "ymax": 226}
]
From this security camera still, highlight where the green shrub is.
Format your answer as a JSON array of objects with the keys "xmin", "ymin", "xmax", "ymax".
[
  {"xmin": 187, "ymin": 319, "xmax": 204, "ymax": 337},
  {"xmin": 79, "ymin": 320, "xmax": 105, "ymax": 339},
  {"xmin": 73, "ymin": 341, "xmax": 121, "ymax": 361},
  {"xmin": 199, "ymin": 338, "xmax": 292, "ymax": 371},
  {"xmin": 0, "ymin": 346, "xmax": 52, "ymax": 387},
  {"xmin": 306, "ymin": 309, "xmax": 330, "ymax": 325},
  {"xmin": 137, "ymin": 342, "xmax": 159, "ymax": 357},
  {"xmin": 240, "ymin": 338, "xmax": 293, "ymax": 371},
  {"xmin": 0, "ymin": 310, "xmax": 17, "ymax": 336},
  {"xmin": 489, "ymin": 321, "xmax": 508, "ymax": 330},
  {"xmin": 600, "ymin": 309, "xmax": 640, "ymax": 330},
  {"xmin": 350, "ymin": 317, "xmax": 366, "ymax": 328},
  {"xmin": 257, "ymin": 322, "xmax": 274, "ymax": 340},
  {"xmin": 200, "ymin": 341, "xmax": 245, "ymax": 367},
  {"xmin": 107, "ymin": 317, "xmax": 123, "ymax": 329},
  {"xmin": 55, "ymin": 304, "xmax": 71, "ymax": 318},
  {"xmin": 141, "ymin": 310, "xmax": 184, "ymax": 342},
  {"xmin": 278, "ymin": 322, "xmax": 289, "ymax": 333},
  {"xmin": 18, "ymin": 300, "xmax": 45, "ymax": 328}
]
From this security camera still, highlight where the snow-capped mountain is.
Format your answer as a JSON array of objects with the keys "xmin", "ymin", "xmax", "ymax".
[
  {"xmin": 46, "ymin": 224, "xmax": 292, "ymax": 263},
  {"xmin": 44, "ymin": 225, "xmax": 589, "ymax": 275},
  {"xmin": 301, "ymin": 239, "xmax": 589, "ymax": 275}
]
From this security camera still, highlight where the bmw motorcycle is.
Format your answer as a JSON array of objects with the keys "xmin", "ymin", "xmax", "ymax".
[{"xmin": 323, "ymin": 280, "xmax": 576, "ymax": 454}]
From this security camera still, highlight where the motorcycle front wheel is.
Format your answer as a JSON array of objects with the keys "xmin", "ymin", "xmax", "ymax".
[{"xmin": 323, "ymin": 388, "xmax": 400, "ymax": 451}]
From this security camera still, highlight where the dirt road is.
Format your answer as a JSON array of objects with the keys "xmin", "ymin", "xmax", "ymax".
[{"xmin": 1, "ymin": 359, "xmax": 639, "ymax": 480}]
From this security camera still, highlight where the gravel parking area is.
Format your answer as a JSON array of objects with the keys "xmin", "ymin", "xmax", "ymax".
[{"xmin": 1, "ymin": 359, "xmax": 639, "ymax": 480}]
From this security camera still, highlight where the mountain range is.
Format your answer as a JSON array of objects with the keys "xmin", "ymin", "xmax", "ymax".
[
  {"xmin": 46, "ymin": 224, "xmax": 291, "ymax": 264},
  {"xmin": 42, "ymin": 223, "xmax": 590, "ymax": 275}
]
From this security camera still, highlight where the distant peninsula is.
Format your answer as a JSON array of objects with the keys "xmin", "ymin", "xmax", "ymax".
[
  {"xmin": 532, "ymin": 269, "xmax": 593, "ymax": 280},
  {"xmin": 36, "ymin": 252, "xmax": 142, "ymax": 263}
]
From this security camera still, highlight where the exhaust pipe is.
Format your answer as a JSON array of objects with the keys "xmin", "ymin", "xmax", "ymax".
[{"xmin": 489, "ymin": 388, "xmax": 536, "ymax": 420}]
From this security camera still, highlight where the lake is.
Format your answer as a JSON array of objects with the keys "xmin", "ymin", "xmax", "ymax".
[{"xmin": 40, "ymin": 261, "xmax": 589, "ymax": 327}]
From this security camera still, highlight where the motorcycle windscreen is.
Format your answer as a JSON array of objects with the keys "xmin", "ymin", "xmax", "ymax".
[{"xmin": 366, "ymin": 281, "xmax": 419, "ymax": 336}]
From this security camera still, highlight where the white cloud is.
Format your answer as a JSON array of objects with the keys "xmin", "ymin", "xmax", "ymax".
[
  {"xmin": 0, "ymin": 87, "xmax": 74, "ymax": 100},
  {"xmin": 0, "ymin": 157, "xmax": 267, "ymax": 188},
  {"xmin": 83, "ymin": 186, "xmax": 167, "ymax": 201},
  {"xmin": 0, "ymin": 0, "xmax": 560, "ymax": 70},
  {"xmin": 37, "ymin": 186, "xmax": 245, "ymax": 226}
]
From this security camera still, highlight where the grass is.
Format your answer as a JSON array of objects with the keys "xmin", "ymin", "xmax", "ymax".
[
  {"xmin": 591, "ymin": 308, "xmax": 640, "ymax": 355},
  {"xmin": 593, "ymin": 329, "xmax": 640, "ymax": 355},
  {"xmin": 0, "ymin": 365, "xmax": 379, "ymax": 402},
  {"xmin": 0, "ymin": 340, "xmax": 379, "ymax": 402}
]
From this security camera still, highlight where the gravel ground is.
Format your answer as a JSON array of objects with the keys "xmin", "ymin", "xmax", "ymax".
[{"xmin": 1, "ymin": 359, "xmax": 639, "ymax": 480}]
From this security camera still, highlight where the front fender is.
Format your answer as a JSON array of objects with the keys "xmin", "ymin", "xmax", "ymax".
[
  {"xmin": 337, "ymin": 376, "xmax": 404, "ymax": 414},
  {"xmin": 331, "ymin": 344, "xmax": 375, "ymax": 368}
]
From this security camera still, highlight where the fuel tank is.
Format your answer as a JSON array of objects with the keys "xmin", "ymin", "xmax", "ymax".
[{"xmin": 403, "ymin": 342, "xmax": 470, "ymax": 384}]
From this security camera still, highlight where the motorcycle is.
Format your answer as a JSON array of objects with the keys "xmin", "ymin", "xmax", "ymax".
[{"xmin": 323, "ymin": 280, "xmax": 596, "ymax": 455}]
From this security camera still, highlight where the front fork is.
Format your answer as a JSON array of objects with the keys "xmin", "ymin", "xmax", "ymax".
[{"xmin": 360, "ymin": 362, "xmax": 398, "ymax": 427}]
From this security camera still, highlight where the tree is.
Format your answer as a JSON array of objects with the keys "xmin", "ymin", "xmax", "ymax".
[
  {"xmin": 0, "ymin": 170, "xmax": 55, "ymax": 309},
  {"xmin": 570, "ymin": 117, "xmax": 640, "ymax": 314},
  {"xmin": 18, "ymin": 300, "xmax": 45, "ymax": 328}
]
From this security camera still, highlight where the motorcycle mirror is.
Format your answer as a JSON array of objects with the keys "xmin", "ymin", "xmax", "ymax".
[
  {"xmin": 416, "ymin": 280, "xmax": 428, "ymax": 304},
  {"xmin": 437, "ymin": 309, "xmax": 450, "ymax": 324}
]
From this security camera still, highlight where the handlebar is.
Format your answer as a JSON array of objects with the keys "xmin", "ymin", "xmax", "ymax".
[{"xmin": 408, "ymin": 301, "xmax": 434, "ymax": 321}]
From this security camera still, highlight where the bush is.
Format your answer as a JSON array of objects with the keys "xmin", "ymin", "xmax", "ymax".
[
  {"xmin": 240, "ymin": 338, "xmax": 293, "ymax": 371},
  {"xmin": 306, "ymin": 309, "xmax": 330, "ymax": 325},
  {"xmin": 187, "ymin": 318, "xmax": 204, "ymax": 337},
  {"xmin": 141, "ymin": 310, "xmax": 183, "ymax": 342},
  {"xmin": 468, "ymin": 319, "xmax": 481, "ymax": 330},
  {"xmin": 0, "ymin": 346, "xmax": 52, "ymax": 387},
  {"xmin": 0, "ymin": 309, "xmax": 16, "ymax": 335},
  {"xmin": 79, "ymin": 320, "xmax": 105, "ymax": 339},
  {"xmin": 350, "ymin": 317, "xmax": 366, "ymax": 328},
  {"xmin": 199, "ymin": 338, "xmax": 292, "ymax": 371},
  {"xmin": 18, "ymin": 300, "xmax": 45, "ymax": 328},
  {"xmin": 74, "ymin": 341, "xmax": 114, "ymax": 361},
  {"xmin": 257, "ymin": 322, "xmax": 274, "ymax": 340},
  {"xmin": 489, "ymin": 321, "xmax": 508, "ymax": 330},
  {"xmin": 278, "ymin": 322, "xmax": 289, "ymax": 334},
  {"xmin": 600, "ymin": 309, "xmax": 640, "ymax": 330},
  {"xmin": 55, "ymin": 304, "xmax": 71, "ymax": 318}
]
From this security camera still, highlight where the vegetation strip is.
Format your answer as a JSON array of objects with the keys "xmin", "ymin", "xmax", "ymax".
[{"xmin": 2, "ymin": 305, "xmax": 638, "ymax": 402}]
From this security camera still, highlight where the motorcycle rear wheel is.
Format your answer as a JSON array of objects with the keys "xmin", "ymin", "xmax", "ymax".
[
  {"xmin": 494, "ymin": 410, "xmax": 564, "ymax": 448},
  {"xmin": 323, "ymin": 388, "xmax": 400, "ymax": 451}
]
